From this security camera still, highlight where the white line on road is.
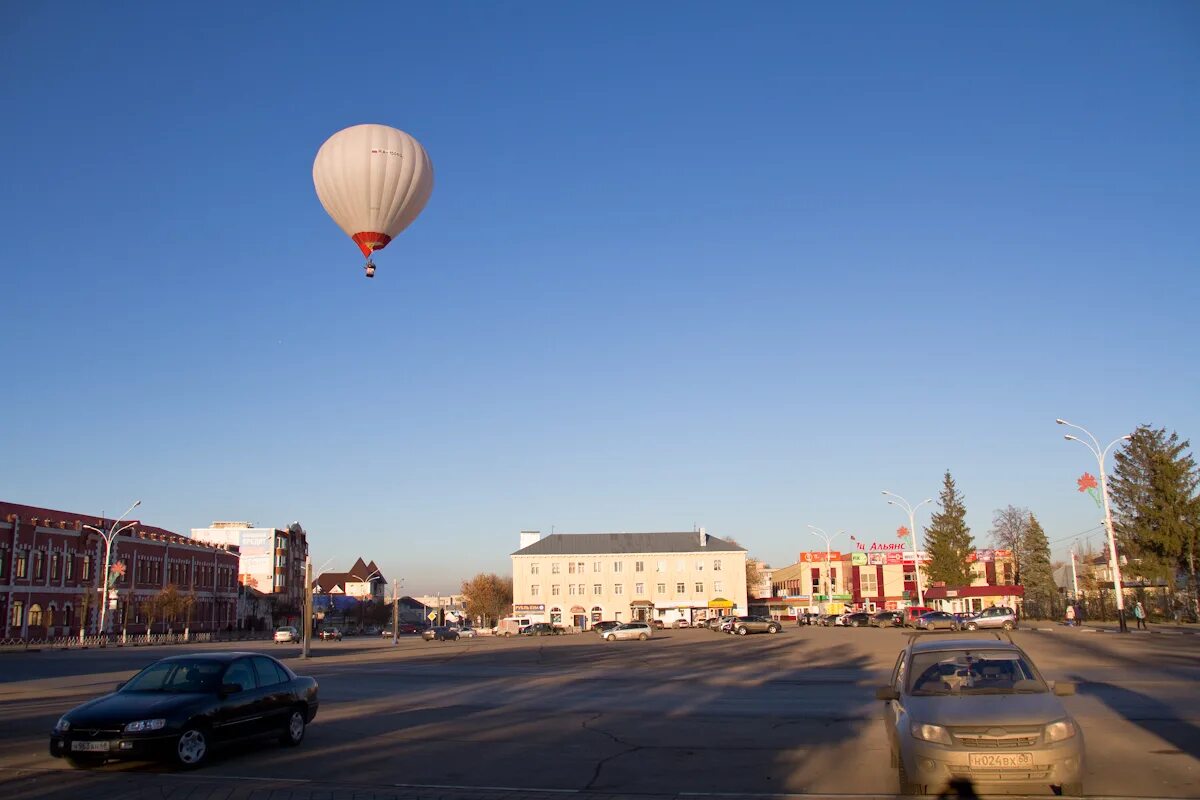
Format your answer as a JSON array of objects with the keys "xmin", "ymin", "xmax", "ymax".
[{"xmin": 395, "ymin": 783, "xmax": 578, "ymax": 793}]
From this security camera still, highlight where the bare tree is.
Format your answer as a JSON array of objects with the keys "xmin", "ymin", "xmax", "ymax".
[
  {"xmin": 990, "ymin": 505, "xmax": 1031, "ymax": 585},
  {"xmin": 460, "ymin": 573, "xmax": 514, "ymax": 629}
]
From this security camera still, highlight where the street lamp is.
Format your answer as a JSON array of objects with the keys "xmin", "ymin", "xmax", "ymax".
[
  {"xmin": 1057, "ymin": 418, "xmax": 1132, "ymax": 633},
  {"xmin": 807, "ymin": 526, "xmax": 843, "ymax": 608},
  {"xmin": 81, "ymin": 499, "xmax": 141, "ymax": 641},
  {"xmin": 882, "ymin": 491, "xmax": 933, "ymax": 607},
  {"xmin": 301, "ymin": 557, "xmax": 336, "ymax": 660}
]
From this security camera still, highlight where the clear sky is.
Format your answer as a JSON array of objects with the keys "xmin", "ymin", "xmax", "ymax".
[{"xmin": 2, "ymin": 3, "xmax": 1197, "ymax": 594}]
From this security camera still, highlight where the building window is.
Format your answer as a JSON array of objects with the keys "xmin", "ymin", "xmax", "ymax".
[
  {"xmin": 568, "ymin": 562, "xmax": 576, "ymax": 574},
  {"xmin": 695, "ymin": 561, "xmax": 704, "ymax": 571},
  {"xmin": 82, "ymin": 556, "xmax": 92, "ymax": 582},
  {"xmin": 531, "ymin": 563, "xmax": 539, "ymax": 575},
  {"xmin": 676, "ymin": 582, "xmax": 685, "ymax": 593},
  {"xmin": 714, "ymin": 560, "xmax": 722, "ymax": 571},
  {"xmin": 28, "ymin": 605, "xmax": 42, "ymax": 627},
  {"xmin": 614, "ymin": 584, "xmax": 623, "ymax": 595},
  {"xmin": 635, "ymin": 561, "xmax": 644, "ymax": 572},
  {"xmin": 65, "ymin": 555, "xmax": 74, "ymax": 581},
  {"xmin": 35, "ymin": 552, "xmax": 46, "ymax": 580},
  {"xmin": 63, "ymin": 605, "xmax": 73, "ymax": 628},
  {"xmin": 552, "ymin": 563, "xmax": 561, "ymax": 574},
  {"xmin": 576, "ymin": 562, "xmax": 584, "ymax": 574},
  {"xmin": 656, "ymin": 583, "xmax": 666, "ymax": 593},
  {"xmin": 15, "ymin": 553, "xmax": 27, "ymax": 579},
  {"xmin": 830, "ymin": 569, "xmax": 838, "ymax": 593},
  {"xmin": 0, "ymin": 551, "xmax": 5, "ymax": 580},
  {"xmin": 568, "ymin": 584, "xmax": 576, "ymax": 596},
  {"xmin": 593, "ymin": 583, "xmax": 601, "ymax": 595},
  {"xmin": 811, "ymin": 571, "xmax": 821, "ymax": 594},
  {"xmin": 593, "ymin": 561, "xmax": 601, "ymax": 573},
  {"xmin": 635, "ymin": 582, "xmax": 644, "ymax": 594},
  {"xmin": 10, "ymin": 601, "xmax": 23, "ymax": 628},
  {"xmin": 860, "ymin": 570, "xmax": 878, "ymax": 595},
  {"xmin": 656, "ymin": 560, "xmax": 665, "ymax": 573},
  {"xmin": 551, "ymin": 584, "xmax": 560, "ymax": 596},
  {"xmin": 714, "ymin": 581, "xmax": 723, "ymax": 593},
  {"xmin": 903, "ymin": 568, "xmax": 916, "ymax": 584},
  {"xmin": 695, "ymin": 582, "xmax": 703, "ymax": 593},
  {"xmin": 531, "ymin": 585, "xmax": 539, "ymax": 596},
  {"xmin": 550, "ymin": 609, "xmax": 562, "ymax": 625},
  {"xmin": 613, "ymin": 562, "xmax": 623, "ymax": 573}
]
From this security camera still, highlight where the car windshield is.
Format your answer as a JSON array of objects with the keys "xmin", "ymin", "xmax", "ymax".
[
  {"xmin": 122, "ymin": 659, "xmax": 225, "ymax": 693},
  {"xmin": 908, "ymin": 649, "xmax": 1047, "ymax": 695}
]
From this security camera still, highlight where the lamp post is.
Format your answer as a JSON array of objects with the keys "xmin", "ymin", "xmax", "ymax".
[
  {"xmin": 81, "ymin": 499, "xmax": 142, "ymax": 641},
  {"xmin": 391, "ymin": 578, "xmax": 405, "ymax": 645},
  {"xmin": 807, "ymin": 526, "xmax": 843, "ymax": 610},
  {"xmin": 882, "ymin": 491, "xmax": 933, "ymax": 607},
  {"xmin": 1057, "ymin": 418, "xmax": 1132, "ymax": 633},
  {"xmin": 302, "ymin": 557, "xmax": 337, "ymax": 660}
]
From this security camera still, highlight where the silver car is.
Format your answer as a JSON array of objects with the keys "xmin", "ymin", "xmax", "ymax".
[
  {"xmin": 963, "ymin": 606, "xmax": 1018, "ymax": 631},
  {"xmin": 876, "ymin": 636, "xmax": 1084, "ymax": 796},
  {"xmin": 602, "ymin": 622, "xmax": 653, "ymax": 642}
]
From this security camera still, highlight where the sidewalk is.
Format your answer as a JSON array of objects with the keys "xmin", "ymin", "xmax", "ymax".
[{"xmin": 1024, "ymin": 620, "xmax": 1199, "ymax": 635}]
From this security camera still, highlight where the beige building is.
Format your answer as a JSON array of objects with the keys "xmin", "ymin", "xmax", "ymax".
[{"xmin": 511, "ymin": 529, "xmax": 748, "ymax": 629}]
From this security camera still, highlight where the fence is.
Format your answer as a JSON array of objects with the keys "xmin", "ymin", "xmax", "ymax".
[{"xmin": 0, "ymin": 629, "xmax": 273, "ymax": 653}]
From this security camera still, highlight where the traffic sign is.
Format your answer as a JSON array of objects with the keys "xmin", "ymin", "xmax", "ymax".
[{"xmin": 427, "ymin": 611, "xmax": 437, "ymax": 621}]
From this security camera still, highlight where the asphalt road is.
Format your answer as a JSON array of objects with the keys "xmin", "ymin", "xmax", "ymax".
[{"xmin": 0, "ymin": 625, "xmax": 1196, "ymax": 800}]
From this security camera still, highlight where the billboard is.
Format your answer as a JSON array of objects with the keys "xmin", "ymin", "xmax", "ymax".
[
  {"xmin": 237, "ymin": 530, "xmax": 274, "ymax": 592},
  {"xmin": 799, "ymin": 551, "xmax": 843, "ymax": 563}
]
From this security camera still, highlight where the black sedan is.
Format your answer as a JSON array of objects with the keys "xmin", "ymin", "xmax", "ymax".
[
  {"xmin": 422, "ymin": 625, "xmax": 460, "ymax": 641},
  {"xmin": 843, "ymin": 612, "xmax": 872, "ymax": 627},
  {"xmin": 871, "ymin": 611, "xmax": 900, "ymax": 627},
  {"xmin": 49, "ymin": 652, "xmax": 318, "ymax": 769}
]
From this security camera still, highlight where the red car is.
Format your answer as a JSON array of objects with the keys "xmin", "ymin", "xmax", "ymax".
[{"xmin": 397, "ymin": 623, "xmax": 422, "ymax": 635}]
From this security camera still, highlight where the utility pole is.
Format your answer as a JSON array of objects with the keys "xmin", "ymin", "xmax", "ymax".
[
  {"xmin": 1070, "ymin": 545, "xmax": 1080, "ymax": 599},
  {"xmin": 301, "ymin": 557, "xmax": 313, "ymax": 658},
  {"xmin": 392, "ymin": 579, "xmax": 400, "ymax": 645}
]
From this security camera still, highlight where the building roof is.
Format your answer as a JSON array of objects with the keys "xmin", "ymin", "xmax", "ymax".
[
  {"xmin": 923, "ymin": 584, "xmax": 1025, "ymax": 599},
  {"xmin": 0, "ymin": 500, "xmax": 235, "ymax": 553},
  {"xmin": 512, "ymin": 532, "xmax": 746, "ymax": 556},
  {"xmin": 314, "ymin": 557, "xmax": 386, "ymax": 593},
  {"xmin": 769, "ymin": 563, "xmax": 810, "ymax": 583}
]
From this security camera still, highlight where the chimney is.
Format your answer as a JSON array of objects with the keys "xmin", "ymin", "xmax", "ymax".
[
  {"xmin": 699, "ymin": 527, "xmax": 708, "ymax": 547},
  {"xmin": 519, "ymin": 530, "xmax": 541, "ymax": 550}
]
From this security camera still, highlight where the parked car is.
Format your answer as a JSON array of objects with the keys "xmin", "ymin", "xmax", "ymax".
[
  {"xmin": 49, "ymin": 653, "xmax": 319, "ymax": 769},
  {"xmin": 844, "ymin": 612, "xmax": 873, "ymax": 628},
  {"xmin": 963, "ymin": 606, "xmax": 1018, "ymax": 631},
  {"xmin": 872, "ymin": 611, "xmax": 900, "ymax": 627},
  {"xmin": 520, "ymin": 623, "xmax": 561, "ymax": 636},
  {"xmin": 317, "ymin": 628, "xmax": 342, "ymax": 641},
  {"xmin": 876, "ymin": 636, "xmax": 1083, "ymax": 796},
  {"xmin": 900, "ymin": 606, "xmax": 935, "ymax": 627},
  {"xmin": 915, "ymin": 611, "xmax": 961, "ymax": 631},
  {"xmin": 797, "ymin": 612, "xmax": 822, "ymax": 626},
  {"xmin": 729, "ymin": 615, "xmax": 783, "ymax": 635},
  {"xmin": 672, "ymin": 618, "xmax": 691, "ymax": 628},
  {"xmin": 423, "ymin": 626, "xmax": 460, "ymax": 641},
  {"xmin": 396, "ymin": 623, "xmax": 422, "ymax": 635},
  {"xmin": 273, "ymin": 626, "xmax": 299, "ymax": 644},
  {"xmin": 593, "ymin": 621, "xmax": 622, "ymax": 635},
  {"xmin": 601, "ymin": 622, "xmax": 653, "ymax": 642},
  {"xmin": 650, "ymin": 619, "xmax": 665, "ymax": 629},
  {"xmin": 456, "ymin": 626, "xmax": 478, "ymax": 638}
]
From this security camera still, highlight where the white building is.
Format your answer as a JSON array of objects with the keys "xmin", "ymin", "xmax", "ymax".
[
  {"xmin": 190, "ymin": 521, "xmax": 308, "ymax": 611},
  {"xmin": 511, "ymin": 529, "xmax": 748, "ymax": 629}
]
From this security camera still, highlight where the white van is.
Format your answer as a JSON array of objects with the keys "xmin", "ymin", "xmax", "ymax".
[{"xmin": 496, "ymin": 617, "xmax": 532, "ymax": 637}]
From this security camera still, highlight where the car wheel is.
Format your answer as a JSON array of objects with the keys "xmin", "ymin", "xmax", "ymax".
[
  {"xmin": 503, "ymin": 632, "xmax": 511, "ymax": 637},
  {"xmin": 605, "ymin": 634, "xmax": 615, "ymax": 642},
  {"xmin": 768, "ymin": 625, "xmax": 780, "ymax": 634},
  {"xmin": 1002, "ymin": 621, "xmax": 1015, "ymax": 630},
  {"xmin": 851, "ymin": 621, "xmax": 860, "ymax": 627},
  {"xmin": 65, "ymin": 754, "xmax": 105, "ymax": 769},
  {"xmin": 279, "ymin": 707, "xmax": 306, "ymax": 746},
  {"xmin": 638, "ymin": 633, "xmax": 648, "ymax": 640},
  {"xmin": 1056, "ymin": 782, "xmax": 1084, "ymax": 796},
  {"xmin": 737, "ymin": 627, "xmax": 748, "ymax": 635},
  {"xmin": 966, "ymin": 622, "xmax": 977, "ymax": 631},
  {"xmin": 174, "ymin": 725, "xmax": 210, "ymax": 769},
  {"xmin": 951, "ymin": 623, "xmax": 960, "ymax": 631},
  {"xmin": 898, "ymin": 759, "xmax": 925, "ymax": 795}
]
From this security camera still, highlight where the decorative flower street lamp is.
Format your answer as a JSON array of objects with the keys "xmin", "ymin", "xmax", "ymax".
[{"xmin": 882, "ymin": 492, "xmax": 933, "ymax": 607}]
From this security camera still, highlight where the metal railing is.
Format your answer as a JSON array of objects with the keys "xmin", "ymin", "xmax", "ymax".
[{"xmin": 0, "ymin": 630, "xmax": 274, "ymax": 652}]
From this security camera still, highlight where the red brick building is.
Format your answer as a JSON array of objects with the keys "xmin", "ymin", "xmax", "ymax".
[{"xmin": 0, "ymin": 501, "xmax": 240, "ymax": 640}]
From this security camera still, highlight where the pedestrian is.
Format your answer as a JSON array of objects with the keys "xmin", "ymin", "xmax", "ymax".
[
  {"xmin": 1065, "ymin": 604, "xmax": 1076, "ymax": 627},
  {"xmin": 1133, "ymin": 600, "xmax": 1148, "ymax": 630}
]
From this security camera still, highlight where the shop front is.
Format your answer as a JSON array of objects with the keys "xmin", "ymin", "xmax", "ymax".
[
  {"xmin": 630, "ymin": 599, "xmax": 654, "ymax": 622},
  {"xmin": 570, "ymin": 605, "xmax": 588, "ymax": 629}
]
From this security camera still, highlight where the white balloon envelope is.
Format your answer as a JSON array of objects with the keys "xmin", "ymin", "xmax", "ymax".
[{"xmin": 312, "ymin": 124, "xmax": 434, "ymax": 277}]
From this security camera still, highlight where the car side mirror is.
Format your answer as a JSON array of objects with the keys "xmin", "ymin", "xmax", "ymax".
[
  {"xmin": 220, "ymin": 682, "xmax": 244, "ymax": 696},
  {"xmin": 1053, "ymin": 682, "xmax": 1076, "ymax": 696},
  {"xmin": 875, "ymin": 686, "xmax": 899, "ymax": 701}
]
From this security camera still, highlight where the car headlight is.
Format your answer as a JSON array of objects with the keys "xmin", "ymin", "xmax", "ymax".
[
  {"xmin": 1044, "ymin": 719, "xmax": 1077, "ymax": 743},
  {"xmin": 910, "ymin": 722, "xmax": 953, "ymax": 745},
  {"xmin": 54, "ymin": 716, "xmax": 70, "ymax": 733},
  {"xmin": 123, "ymin": 718, "xmax": 167, "ymax": 733}
]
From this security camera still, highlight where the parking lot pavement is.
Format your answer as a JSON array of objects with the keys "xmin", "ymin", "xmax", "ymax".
[{"xmin": 0, "ymin": 627, "xmax": 1196, "ymax": 799}]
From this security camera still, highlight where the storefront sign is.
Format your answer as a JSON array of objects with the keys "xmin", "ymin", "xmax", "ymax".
[
  {"xmin": 514, "ymin": 604, "xmax": 545, "ymax": 613},
  {"xmin": 798, "ymin": 551, "xmax": 843, "ymax": 562},
  {"xmin": 850, "ymin": 552, "xmax": 868, "ymax": 566},
  {"xmin": 867, "ymin": 552, "xmax": 886, "ymax": 566},
  {"xmin": 853, "ymin": 541, "xmax": 907, "ymax": 552},
  {"xmin": 886, "ymin": 552, "xmax": 905, "ymax": 565}
]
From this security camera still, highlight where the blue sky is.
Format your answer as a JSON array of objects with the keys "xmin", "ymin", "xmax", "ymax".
[{"xmin": 2, "ymin": 3, "xmax": 1197, "ymax": 593}]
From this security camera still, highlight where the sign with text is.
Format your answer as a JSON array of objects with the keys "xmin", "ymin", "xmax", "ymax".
[
  {"xmin": 798, "ymin": 551, "xmax": 843, "ymax": 563},
  {"xmin": 513, "ymin": 603, "xmax": 545, "ymax": 613}
]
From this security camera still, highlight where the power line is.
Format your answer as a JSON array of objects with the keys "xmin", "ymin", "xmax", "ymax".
[{"xmin": 1047, "ymin": 524, "xmax": 1104, "ymax": 547}]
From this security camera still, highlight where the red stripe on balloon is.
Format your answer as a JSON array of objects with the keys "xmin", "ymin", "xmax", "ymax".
[{"xmin": 351, "ymin": 232, "xmax": 393, "ymax": 257}]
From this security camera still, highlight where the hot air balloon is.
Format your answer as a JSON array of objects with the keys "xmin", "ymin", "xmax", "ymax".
[{"xmin": 313, "ymin": 124, "xmax": 434, "ymax": 278}]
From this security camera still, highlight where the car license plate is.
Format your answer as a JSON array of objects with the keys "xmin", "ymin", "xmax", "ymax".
[
  {"xmin": 968, "ymin": 752, "xmax": 1033, "ymax": 769},
  {"xmin": 70, "ymin": 741, "xmax": 111, "ymax": 752}
]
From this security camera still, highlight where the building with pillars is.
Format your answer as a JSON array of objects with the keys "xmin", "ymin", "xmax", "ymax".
[{"xmin": 0, "ymin": 501, "xmax": 240, "ymax": 639}]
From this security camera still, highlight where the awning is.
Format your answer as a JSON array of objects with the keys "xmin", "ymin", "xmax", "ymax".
[
  {"xmin": 570, "ymin": 606, "xmax": 586, "ymax": 614},
  {"xmin": 707, "ymin": 598, "xmax": 735, "ymax": 609},
  {"xmin": 630, "ymin": 599, "xmax": 655, "ymax": 607}
]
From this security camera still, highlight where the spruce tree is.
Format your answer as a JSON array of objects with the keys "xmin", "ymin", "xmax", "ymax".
[
  {"xmin": 1108, "ymin": 425, "xmax": 1200, "ymax": 616},
  {"xmin": 1021, "ymin": 514, "xmax": 1056, "ymax": 618},
  {"xmin": 923, "ymin": 470, "xmax": 975, "ymax": 586}
]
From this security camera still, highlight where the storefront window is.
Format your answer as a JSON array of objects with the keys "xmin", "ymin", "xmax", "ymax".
[{"xmin": 550, "ymin": 610, "xmax": 562, "ymax": 625}]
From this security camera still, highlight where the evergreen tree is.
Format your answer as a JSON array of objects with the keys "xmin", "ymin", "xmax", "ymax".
[
  {"xmin": 1021, "ymin": 514, "xmax": 1056, "ymax": 618},
  {"xmin": 923, "ymin": 470, "xmax": 975, "ymax": 586},
  {"xmin": 1107, "ymin": 425, "xmax": 1200, "ymax": 616}
]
